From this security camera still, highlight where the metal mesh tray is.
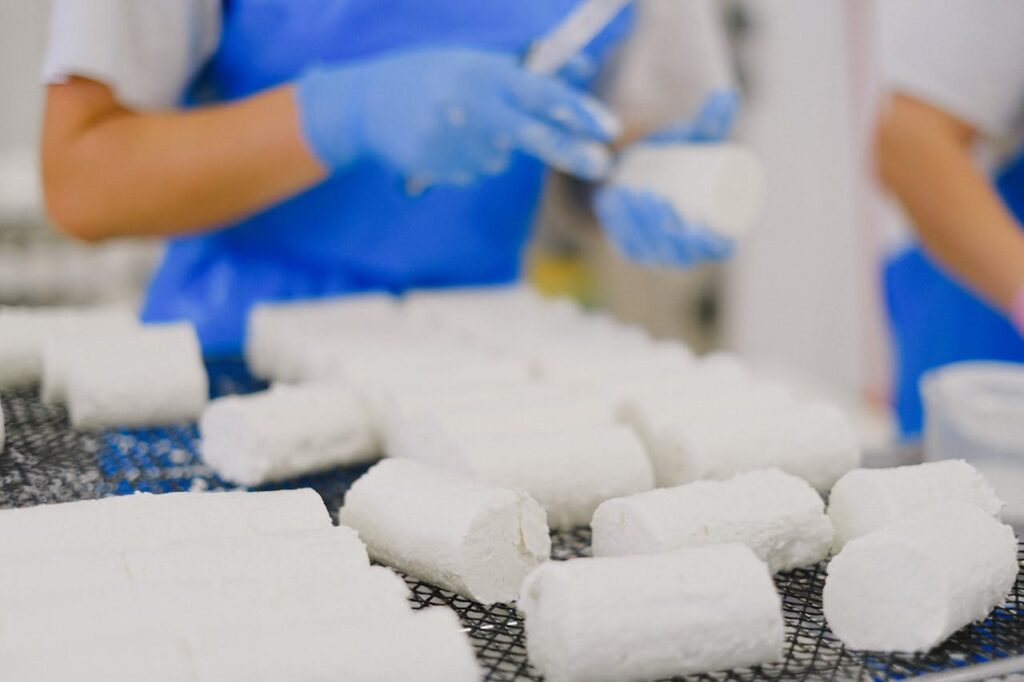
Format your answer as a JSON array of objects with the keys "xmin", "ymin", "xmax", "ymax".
[{"xmin": 2, "ymin": 359, "xmax": 1024, "ymax": 682}]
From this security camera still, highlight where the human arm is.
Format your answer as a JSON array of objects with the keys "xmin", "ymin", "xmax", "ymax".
[
  {"xmin": 42, "ymin": 78, "xmax": 325, "ymax": 242},
  {"xmin": 43, "ymin": 49, "xmax": 620, "ymax": 243},
  {"xmin": 874, "ymin": 93, "xmax": 1024, "ymax": 320}
]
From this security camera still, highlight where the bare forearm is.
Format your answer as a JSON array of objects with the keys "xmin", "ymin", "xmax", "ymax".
[
  {"xmin": 43, "ymin": 80, "xmax": 326, "ymax": 241},
  {"xmin": 876, "ymin": 95, "xmax": 1024, "ymax": 311}
]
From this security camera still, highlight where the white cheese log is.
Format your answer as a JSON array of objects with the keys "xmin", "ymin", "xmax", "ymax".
[
  {"xmin": 383, "ymin": 383, "xmax": 615, "ymax": 452},
  {"xmin": 0, "ymin": 526, "xmax": 369, "ymax": 604},
  {"xmin": 0, "ymin": 489, "xmax": 330, "ymax": 555},
  {"xmin": 40, "ymin": 315, "xmax": 143, "ymax": 405},
  {"xmin": 65, "ymin": 322, "xmax": 208, "ymax": 429},
  {"xmin": 828, "ymin": 459, "xmax": 1004, "ymax": 551},
  {"xmin": 519, "ymin": 544, "xmax": 784, "ymax": 682},
  {"xmin": 612, "ymin": 143, "xmax": 767, "ymax": 239},
  {"xmin": 337, "ymin": 459, "xmax": 551, "ymax": 603},
  {"xmin": 200, "ymin": 384, "xmax": 378, "ymax": 486},
  {"xmin": 0, "ymin": 565, "xmax": 413, "ymax": 654},
  {"xmin": 191, "ymin": 608, "xmax": 481, "ymax": 682},
  {"xmin": 592, "ymin": 469, "xmax": 832, "ymax": 572},
  {"xmin": 824, "ymin": 502, "xmax": 1018, "ymax": 652},
  {"xmin": 0, "ymin": 305, "xmax": 136, "ymax": 388},
  {"xmin": 5, "ymin": 636, "xmax": 195, "ymax": 682},
  {"xmin": 408, "ymin": 425, "xmax": 654, "ymax": 530},
  {"xmin": 651, "ymin": 400, "xmax": 860, "ymax": 491},
  {"xmin": 245, "ymin": 292, "xmax": 399, "ymax": 380}
]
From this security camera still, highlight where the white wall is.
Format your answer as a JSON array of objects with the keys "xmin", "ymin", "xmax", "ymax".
[
  {"xmin": 724, "ymin": 0, "xmax": 890, "ymax": 405},
  {"xmin": 0, "ymin": 0, "xmax": 53, "ymax": 154}
]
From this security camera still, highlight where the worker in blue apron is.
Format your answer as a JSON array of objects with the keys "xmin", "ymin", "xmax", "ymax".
[
  {"xmin": 42, "ymin": 1, "xmax": 738, "ymax": 356},
  {"xmin": 884, "ymin": 152, "xmax": 1024, "ymax": 438},
  {"xmin": 877, "ymin": 1, "xmax": 1024, "ymax": 439}
]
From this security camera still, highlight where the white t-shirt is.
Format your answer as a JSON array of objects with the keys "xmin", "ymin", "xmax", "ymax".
[
  {"xmin": 41, "ymin": 0, "xmax": 731, "ymax": 124},
  {"xmin": 41, "ymin": 0, "xmax": 222, "ymax": 110},
  {"xmin": 881, "ymin": 0, "xmax": 1024, "ymax": 144}
]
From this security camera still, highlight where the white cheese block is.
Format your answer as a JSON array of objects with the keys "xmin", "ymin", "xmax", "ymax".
[
  {"xmin": 411, "ymin": 425, "xmax": 655, "ymax": 530},
  {"xmin": 245, "ymin": 292, "xmax": 399, "ymax": 380},
  {"xmin": 612, "ymin": 142, "xmax": 767, "ymax": 239},
  {"xmin": 383, "ymin": 383, "xmax": 615, "ymax": 452},
  {"xmin": 824, "ymin": 502, "xmax": 1018, "ymax": 652},
  {"xmin": 40, "ymin": 315, "xmax": 143, "ymax": 405},
  {"xmin": 200, "ymin": 384, "xmax": 379, "ymax": 486},
  {"xmin": 0, "ymin": 565, "xmax": 413, "ymax": 653},
  {"xmin": 828, "ymin": 459, "xmax": 1004, "ymax": 551},
  {"xmin": 0, "ymin": 489, "xmax": 330, "ymax": 555},
  {"xmin": 190, "ymin": 608, "xmax": 481, "ymax": 682},
  {"xmin": 519, "ymin": 544, "xmax": 784, "ymax": 682},
  {"xmin": 5, "ymin": 636, "xmax": 195, "ymax": 682},
  {"xmin": 0, "ymin": 305, "xmax": 136, "ymax": 388},
  {"xmin": 65, "ymin": 322, "xmax": 208, "ymax": 429},
  {"xmin": 0, "ymin": 526, "xmax": 369, "ymax": 605},
  {"xmin": 592, "ymin": 468, "xmax": 832, "ymax": 572},
  {"xmin": 337, "ymin": 459, "xmax": 550, "ymax": 604},
  {"xmin": 650, "ymin": 400, "xmax": 861, "ymax": 492}
]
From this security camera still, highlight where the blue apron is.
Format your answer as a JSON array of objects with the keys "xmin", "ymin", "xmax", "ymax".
[
  {"xmin": 142, "ymin": 0, "xmax": 633, "ymax": 355},
  {"xmin": 884, "ymin": 151, "xmax": 1024, "ymax": 438}
]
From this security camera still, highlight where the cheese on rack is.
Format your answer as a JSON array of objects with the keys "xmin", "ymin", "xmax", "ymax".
[
  {"xmin": 519, "ymin": 544, "xmax": 784, "ymax": 682},
  {"xmin": 65, "ymin": 322, "xmax": 208, "ymax": 429},
  {"xmin": 0, "ymin": 489, "xmax": 331, "ymax": 555},
  {"xmin": 646, "ymin": 400, "xmax": 860, "ymax": 492},
  {"xmin": 338, "ymin": 459, "xmax": 551, "ymax": 604},
  {"xmin": 827, "ymin": 460, "xmax": 1004, "ymax": 550},
  {"xmin": 190, "ymin": 608, "xmax": 481, "ymax": 682},
  {"xmin": 591, "ymin": 469, "xmax": 832, "ymax": 572},
  {"xmin": 0, "ymin": 305, "xmax": 136, "ymax": 389},
  {"xmin": 824, "ymin": 502, "xmax": 1018, "ymax": 652},
  {"xmin": 200, "ymin": 384, "xmax": 379, "ymax": 486}
]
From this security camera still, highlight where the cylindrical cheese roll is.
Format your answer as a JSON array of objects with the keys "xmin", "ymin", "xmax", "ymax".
[
  {"xmin": 337, "ymin": 459, "xmax": 550, "ymax": 604},
  {"xmin": 191, "ymin": 608, "xmax": 481, "ymax": 682},
  {"xmin": 824, "ymin": 502, "xmax": 1018, "ymax": 652},
  {"xmin": 0, "ymin": 564, "xmax": 415, "ymax": 654},
  {"xmin": 592, "ymin": 469, "xmax": 832, "ymax": 572},
  {"xmin": 0, "ymin": 305, "xmax": 136, "ymax": 388},
  {"xmin": 200, "ymin": 384, "xmax": 379, "ymax": 486},
  {"xmin": 652, "ymin": 400, "xmax": 860, "ymax": 491},
  {"xmin": 65, "ymin": 322, "xmax": 208, "ymax": 429},
  {"xmin": 384, "ymin": 385, "xmax": 616, "ymax": 454},
  {"xmin": 0, "ymin": 489, "xmax": 331, "ymax": 555},
  {"xmin": 428, "ymin": 426, "xmax": 655, "ymax": 530},
  {"xmin": 828, "ymin": 459, "xmax": 1003, "ymax": 551},
  {"xmin": 0, "ymin": 526, "xmax": 369, "ymax": 605},
  {"xmin": 40, "ymin": 314, "xmax": 142, "ymax": 405},
  {"xmin": 519, "ymin": 544, "xmax": 784, "ymax": 682},
  {"xmin": 612, "ymin": 143, "xmax": 767, "ymax": 239},
  {"xmin": 245, "ymin": 292, "xmax": 399, "ymax": 380}
]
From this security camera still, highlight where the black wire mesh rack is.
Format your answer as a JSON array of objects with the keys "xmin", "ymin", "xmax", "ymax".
[{"xmin": 2, "ymin": 358, "xmax": 1024, "ymax": 682}]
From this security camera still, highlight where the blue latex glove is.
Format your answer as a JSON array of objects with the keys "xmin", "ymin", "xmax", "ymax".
[
  {"xmin": 297, "ymin": 48, "xmax": 621, "ymax": 186},
  {"xmin": 595, "ymin": 90, "xmax": 740, "ymax": 267}
]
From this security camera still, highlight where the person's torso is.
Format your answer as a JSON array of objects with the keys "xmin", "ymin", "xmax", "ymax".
[{"xmin": 186, "ymin": 0, "xmax": 632, "ymax": 284}]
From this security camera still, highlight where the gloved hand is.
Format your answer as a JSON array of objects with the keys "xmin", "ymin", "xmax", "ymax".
[
  {"xmin": 594, "ymin": 90, "xmax": 740, "ymax": 267},
  {"xmin": 297, "ymin": 48, "xmax": 621, "ymax": 186}
]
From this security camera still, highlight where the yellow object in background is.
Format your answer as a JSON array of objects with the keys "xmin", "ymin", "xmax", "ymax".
[{"xmin": 527, "ymin": 252, "xmax": 596, "ymax": 307}]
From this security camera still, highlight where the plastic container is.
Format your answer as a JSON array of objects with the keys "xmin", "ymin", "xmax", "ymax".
[{"xmin": 922, "ymin": 362, "xmax": 1024, "ymax": 525}]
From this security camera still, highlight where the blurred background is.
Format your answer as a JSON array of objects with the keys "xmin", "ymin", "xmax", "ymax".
[{"xmin": 0, "ymin": 1, "xmax": 895, "ymax": 451}]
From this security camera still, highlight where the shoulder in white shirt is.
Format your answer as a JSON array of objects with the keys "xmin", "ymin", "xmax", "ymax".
[
  {"xmin": 880, "ymin": 0, "xmax": 1024, "ymax": 140},
  {"xmin": 41, "ymin": 0, "xmax": 222, "ymax": 110}
]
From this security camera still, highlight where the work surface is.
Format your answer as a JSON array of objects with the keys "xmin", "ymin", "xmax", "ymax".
[{"xmin": 2, "ymin": 360, "xmax": 1023, "ymax": 682}]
